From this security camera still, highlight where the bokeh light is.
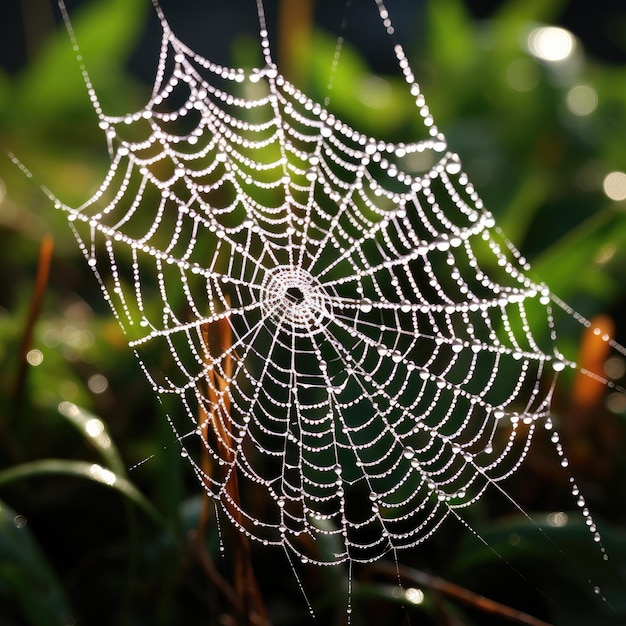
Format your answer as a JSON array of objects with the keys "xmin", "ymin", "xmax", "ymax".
[
  {"xmin": 603, "ymin": 171, "xmax": 626, "ymax": 201},
  {"xmin": 88, "ymin": 374, "xmax": 109, "ymax": 394},
  {"xmin": 26, "ymin": 349, "xmax": 43, "ymax": 366},
  {"xmin": 528, "ymin": 26, "xmax": 576, "ymax": 62},
  {"xmin": 566, "ymin": 85, "xmax": 598, "ymax": 116}
]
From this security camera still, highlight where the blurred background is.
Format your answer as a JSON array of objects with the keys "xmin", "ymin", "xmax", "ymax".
[{"xmin": 0, "ymin": 0, "xmax": 626, "ymax": 624}]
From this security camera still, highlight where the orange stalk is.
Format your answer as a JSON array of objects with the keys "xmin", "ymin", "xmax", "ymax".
[
  {"xmin": 374, "ymin": 562, "xmax": 554, "ymax": 626},
  {"xmin": 13, "ymin": 234, "xmax": 54, "ymax": 420},
  {"xmin": 198, "ymin": 315, "xmax": 270, "ymax": 626}
]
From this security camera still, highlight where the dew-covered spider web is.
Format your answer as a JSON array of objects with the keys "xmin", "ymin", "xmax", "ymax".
[{"xmin": 47, "ymin": 0, "xmax": 625, "ymax": 571}]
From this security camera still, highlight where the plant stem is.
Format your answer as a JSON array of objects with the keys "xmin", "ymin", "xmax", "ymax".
[
  {"xmin": 373, "ymin": 562, "xmax": 554, "ymax": 626},
  {"xmin": 13, "ymin": 234, "xmax": 54, "ymax": 422},
  {"xmin": 278, "ymin": 0, "xmax": 313, "ymax": 85},
  {"xmin": 198, "ymin": 316, "xmax": 271, "ymax": 626}
]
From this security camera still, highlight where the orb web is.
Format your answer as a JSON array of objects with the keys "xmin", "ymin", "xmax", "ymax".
[{"xmin": 50, "ymin": 0, "xmax": 616, "ymax": 566}]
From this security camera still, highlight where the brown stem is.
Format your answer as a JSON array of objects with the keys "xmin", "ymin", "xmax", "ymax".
[
  {"xmin": 278, "ymin": 0, "xmax": 313, "ymax": 85},
  {"xmin": 18, "ymin": 0, "xmax": 56, "ymax": 62},
  {"xmin": 13, "ymin": 234, "xmax": 54, "ymax": 420},
  {"xmin": 188, "ymin": 529, "xmax": 270, "ymax": 626},
  {"xmin": 373, "ymin": 562, "xmax": 554, "ymax": 626},
  {"xmin": 198, "ymin": 316, "xmax": 271, "ymax": 626}
]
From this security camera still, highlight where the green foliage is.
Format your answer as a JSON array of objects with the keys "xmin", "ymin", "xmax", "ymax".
[{"xmin": 0, "ymin": 0, "xmax": 625, "ymax": 625}]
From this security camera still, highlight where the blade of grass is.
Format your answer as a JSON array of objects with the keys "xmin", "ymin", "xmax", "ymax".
[
  {"xmin": 56, "ymin": 400, "xmax": 126, "ymax": 476},
  {"xmin": 0, "ymin": 459, "xmax": 167, "ymax": 529}
]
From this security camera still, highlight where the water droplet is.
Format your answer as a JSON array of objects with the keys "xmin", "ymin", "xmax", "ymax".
[
  {"xmin": 359, "ymin": 299, "xmax": 373, "ymax": 313},
  {"xmin": 446, "ymin": 159, "xmax": 461, "ymax": 175},
  {"xmin": 13, "ymin": 515, "xmax": 27, "ymax": 529}
]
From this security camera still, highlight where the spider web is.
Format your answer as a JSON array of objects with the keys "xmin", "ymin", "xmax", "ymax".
[{"xmin": 50, "ymin": 0, "xmax": 616, "ymax": 566}]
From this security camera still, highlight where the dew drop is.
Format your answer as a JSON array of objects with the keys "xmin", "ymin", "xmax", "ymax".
[
  {"xmin": 359, "ymin": 299, "xmax": 373, "ymax": 313},
  {"xmin": 446, "ymin": 159, "xmax": 461, "ymax": 175},
  {"xmin": 13, "ymin": 514, "xmax": 27, "ymax": 529}
]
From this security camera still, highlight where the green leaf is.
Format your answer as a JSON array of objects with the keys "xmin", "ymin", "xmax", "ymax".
[
  {"xmin": 533, "ymin": 208, "xmax": 626, "ymax": 304},
  {"xmin": 450, "ymin": 516, "xmax": 626, "ymax": 624},
  {"xmin": 0, "ymin": 498, "xmax": 73, "ymax": 626},
  {"xmin": 426, "ymin": 0, "xmax": 475, "ymax": 77},
  {"xmin": 13, "ymin": 0, "xmax": 148, "ymax": 123},
  {"xmin": 497, "ymin": 0, "xmax": 567, "ymax": 23},
  {"xmin": 307, "ymin": 32, "xmax": 415, "ymax": 138}
]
